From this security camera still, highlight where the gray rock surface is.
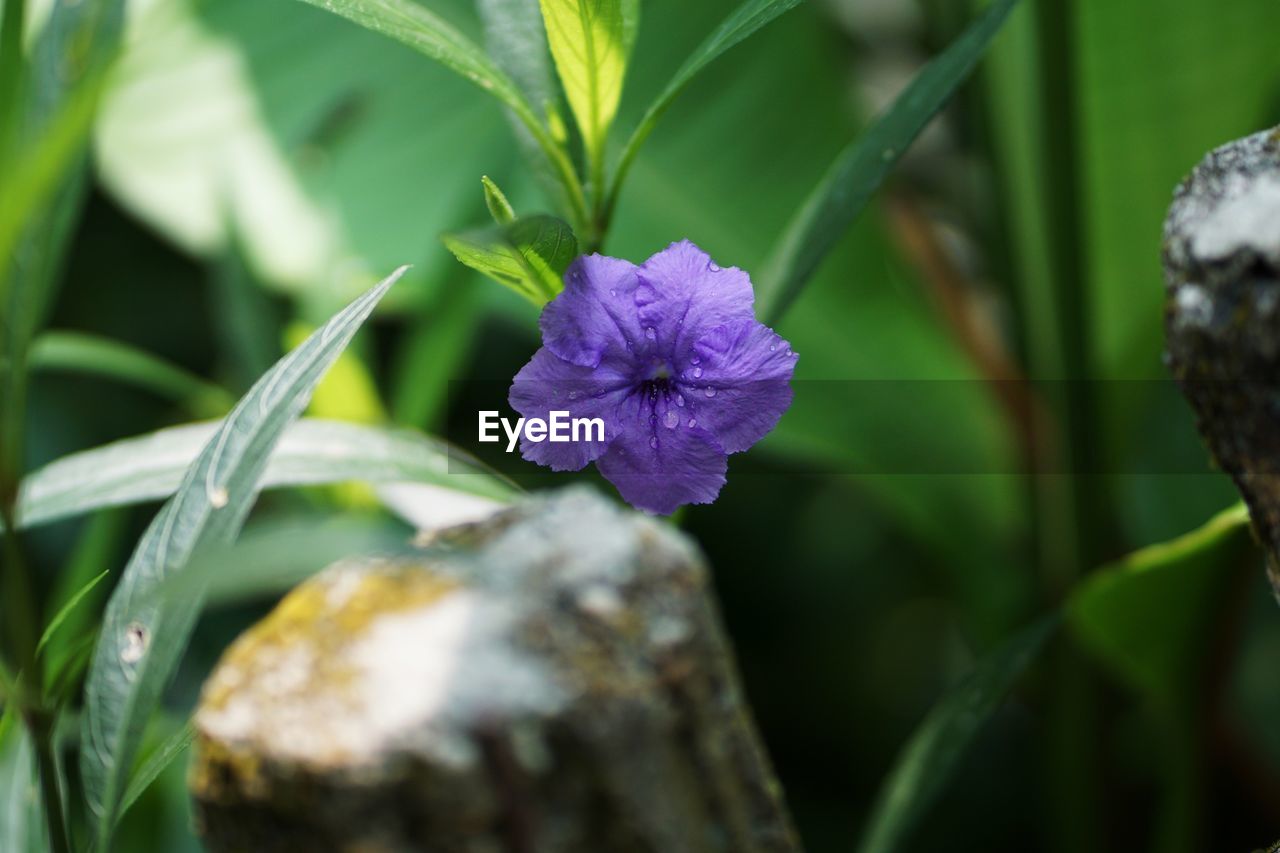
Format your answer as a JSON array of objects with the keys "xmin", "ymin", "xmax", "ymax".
[
  {"xmin": 191, "ymin": 487, "xmax": 798, "ymax": 852},
  {"xmin": 1163, "ymin": 127, "xmax": 1280, "ymax": 598}
]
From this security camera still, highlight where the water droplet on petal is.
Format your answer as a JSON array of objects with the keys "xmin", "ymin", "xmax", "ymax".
[
  {"xmin": 691, "ymin": 356, "xmax": 701, "ymax": 365},
  {"xmin": 609, "ymin": 288, "xmax": 617, "ymax": 297},
  {"xmin": 675, "ymin": 395, "xmax": 685, "ymax": 407},
  {"xmin": 704, "ymin": 386, "xmax": 717, "ymax": 398},
  {"xmin": 645, "ymin": 326, "xmax": 656, "ymax": 340},
  {"xmin": 769, "ymin": 343, "xmax": 777, "ymax": 352},
  {"xmin": 692, "ymin": 366, "xmax": 703, "ymax": 378},
  {"xmin": 664, "ymin": 410, "xmax": 679, "ymax": 429},
  {"xmin": 567, "ymin": 390, "xmax": 579, "ymax": 400},
  {"xmin": 709, "ymin": 262, "xmax": 720, "ymax": 272},
  {"xmin": 688, "ymin": 418, "xmax": 697, "ymax": 428},
  {"xmin": 649, "ymin": 436, "xmax": 658, "ymax": 449}
]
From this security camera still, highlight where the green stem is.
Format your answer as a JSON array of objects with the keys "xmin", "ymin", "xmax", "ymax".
[
  {"xmin": 1032, "ymin": 0, "xmax": 1106, "ymax": 849},
  {"xmin": 0, "ymin": 0, "xmax": 26, "ymax": 165}
]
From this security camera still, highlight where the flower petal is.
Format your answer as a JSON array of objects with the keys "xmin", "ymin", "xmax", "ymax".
[
  {"xmin": 595, "ymin": 389, "xmax": 728, "ymax": 514},
  {"xmin": 635, "ymin": 240, "xmax": 756, "ymax": 368},
  {"xmin": 677, "ymin": 320, "xmax": 797, "ymax": 454},
  {"xmin": 539, "ymin": 254, "xmax": 646, "ymax": 369},
  {"xmin": 508, "ymin": 348, "xmax": 630, "ymax": 471}
]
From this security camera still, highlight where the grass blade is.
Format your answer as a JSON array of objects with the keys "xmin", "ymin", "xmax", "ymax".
[
  {"xmin": 79, "ymin": 268, "xmax": 403, "ymax": 848},
  {"xmin": 35, "ymin": 571, "xmax": 109, "ymax": 658},
  {"xmin": 603, "ymin": 0, "xmax": 802, "ymax": 226},
  {"xmin": 117, "ymin": 721, "xmax": 195, "ymax": 821},
  {"xmin": 756, "ymin": 0, "xmax": 1020, "ymax": 325},
  {"xmin": 857, "ymin": 615, "xmax": 1055, "ymax": 853}
]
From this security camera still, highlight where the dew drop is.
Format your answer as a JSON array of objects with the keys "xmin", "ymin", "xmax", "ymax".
[
  {"xmin": 708, "ymin": 262, "xmax": 720, "ymax": 272},
  {"xmin": 649, "ymin": 436, "xmax": 658, "ymax": 449},
  {"xmin": 691, "ymin": 356, "xmax": 701, "ymax": 365},
  {"xmin": 609, "ymin": 288, "xmax": 617, "ymax": 297},
  {"xmin": 645, "ymin": 326, "xmax": 657, "ymax": 341},
  {"xmin": 692, "ymin": 367, "xmax": 703, "ymax": 378},
  {"xmin": 664, "ymin": 410, "xmax": 680, "ymax": 429},
  {"xmin": 567, "ymin": 390, "xmax": 579, "ymax": 400},
  {"xmin": 675, "ymin": 395, "xmax": 685, "ymax": 407},
  {"xmin": 688, "ymin": 418, "xmax": 697, "ymax": 428},
  {"xmin": 769, "ymin": 343, "xmax": 777, "ymax": 352},
  {"xmin": 704, "ymin": 386, "xmax": 717, "ymax": 398}
]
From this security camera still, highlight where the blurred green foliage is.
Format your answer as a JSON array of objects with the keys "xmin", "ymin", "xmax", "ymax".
[{"xmin": 1, "ymin": 0, "xmax": 1279, "ymax": 850}]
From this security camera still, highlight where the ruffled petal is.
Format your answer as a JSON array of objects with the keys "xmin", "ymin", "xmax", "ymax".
[
  {"xmin": 634, "ymin": 240, "xmax": 756, "ymax": 370},
  {"xmin": 508, "ymin": 348, "xmax": 630, "ymax": 471},
  {"xmin": 539, "ymin": 254, "xmax": 647, "ymax": 369},
  {"xmin": 675, "ymin": 320, "xmax": 797, "ymax": 454},
  {"xmin": 595, "ymin": 388, "xmax": 728, "ymax": 514}
]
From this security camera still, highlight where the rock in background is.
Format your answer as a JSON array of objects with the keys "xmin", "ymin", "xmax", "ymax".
[{"xmin": 191, "ymin": 487, "xmax": 798, "ymax": 852}]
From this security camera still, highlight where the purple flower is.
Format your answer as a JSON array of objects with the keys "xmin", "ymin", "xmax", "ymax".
[{"xmin": 508, "ymin": 240, "xmax": 797, "ymax": 514}]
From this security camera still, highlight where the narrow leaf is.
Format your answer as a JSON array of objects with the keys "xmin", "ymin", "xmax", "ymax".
[
  {"xmin": 118, "ymin": 721, "xmax": 196, "ymax": 820},
  {"xmin": 756, "ymin": 0, "xmax": 1020, "ymax": 325},
  {"xmin": 539, "ymin": 0, "xmax": 631, "ymax": 176},
  {"xmin": 29, "ymin": 331, "xmax": 235, "ymax": 414},
  {"xmin": 605, "ymin": 0, "xmax": 802, "ymax": 219},
  {"xmin": 443, "ymin": 213, "xmax": 577, "ymax": 304},
  {"xmin": 857, "ymin": 616, "xmax": 1056, "ymax": 853},
  {"xmin": 1069, "ymin": 503, "xmax": 1252, "ymax": 708},
  {"xmin": 35, "ymin": 570, "xmax": 109, "ymax": 658},
  {"xmin": 80, "ymin": 268, "xmax": 403, "ymax": 847},
  {"xmin": 13, "ymin": 418, "xmax": 514, "ymax": 532}
]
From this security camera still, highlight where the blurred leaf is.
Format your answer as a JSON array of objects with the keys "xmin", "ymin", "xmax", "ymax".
[
  {"xmin": 1068, "ymin": 503, "xmax": 1255, "ymax": 852},
  {"xmin": 295, "ymin": 0, "xmax": 589, "ymax": 227},
  {"xmin": 391, "ymin": 282, "xmax": 484, "ymax": 427},
  {"xmin": 79, "ymin": 269, "xmax": 402, "ymax": 848},
  {"xmin": 756, "ymin": 0, "xmax": 1020, "ymax": 325},
  {"xmin": 96, "ymin": 0, "xmax": 513, "ymax": 303},
  {"xmin": 35, "ymin": 570, "xmax": 109, "ymax": 658},
  {"xmin": 1069, "ymin": 503, "xmax": 1252, "ymax": 709},
  {"xmin": 41, "ymin": 511, "xmax": 129, "ymax": 689},
  {"xmin": 0, "ymin": 729, "xmax": 44, "ymax": 853},
  {"xmin": 118, "ymin": 721, "xmax": 195, "ymax": 822},
  {"xmin": 29, "ymin": 331, "xmax": 235, "ymax": 415},
  {"xmin": 606, "ymin": 0, "xmax": 802, "ymax": 219},
  {"xmin": 13, "ymin": 418, "xmax": 515, "ymax": 532},
  {"xmin": 443, "ymin": 213, "xmax": 578, "ymax": 304},
  {"xmin": 539, "ymin": 0, "xmax": 632, "ymax": 185},
  {"xmin": 482, "ymin": 175, "xmax": 517, "ymax": 224},
  {"xmin": 857, "ymin": 616, "xmax": 1057, "ymax": 853}
]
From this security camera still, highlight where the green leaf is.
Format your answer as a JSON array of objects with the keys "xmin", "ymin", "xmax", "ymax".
[
  {"xmin": 482, "ymin": 175, "xmax": 517, "ymax": 224},
  {"xmin": 35, "ymin": 571, "xmax": 110, "ymax": 659},
  {"xmin": 29, "ymin": 331, "xmax": 235, "ymax": 415},
  {"xmin": 857, "ymin": 616, "xmax": 1057, "ymax": 853},
  {"xmin": 12, "ymin": 418, "xmax": 515, "ymax": 533},
  {"xmin": 604, "ymin": 0, "xmax": 802, "ymax": 223},
  {"xmin": 539, "ymin": 0, "xmax": 631, "ymax": 185},
  {"xmin": 118, "ymin": 721, "xmax": 196, "ymax": 821},
  {"xmin": 755, "ymin": 0, "xmax": 1021, "ymax": 325},
  {"xmin": 1069, "ymin": 503, "xmax": 1252, "ymax": 710},
  {"xmin": 442, "ymin": 214, "xmax": 578, "ymax": 305},
  {"xmin": 295, "ymin": 0, "xmax": 589, "ymax": 227},
  {"xmin": 79, "ymin": 268, "xmax": 403, "ymax": 848}
]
